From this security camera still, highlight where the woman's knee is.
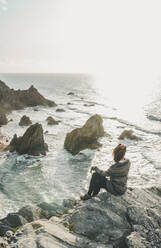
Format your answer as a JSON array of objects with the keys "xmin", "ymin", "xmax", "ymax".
[{"xmin": 92, "ymin": 172, "xmax": 100, "ymax": 180}]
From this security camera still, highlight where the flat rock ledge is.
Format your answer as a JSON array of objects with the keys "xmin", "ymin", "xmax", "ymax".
[{"xmin": 0, "ymin": 187, "xmax": 160, "ymax": 248}]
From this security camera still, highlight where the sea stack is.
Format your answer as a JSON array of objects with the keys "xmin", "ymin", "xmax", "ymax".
[
  {"xmin": 64, "ymin": 114, "xmax": 104, "ymax": 155},
  {"xmin": 6, "ymin": 123, "xmax": 48, "ymax": 156}
]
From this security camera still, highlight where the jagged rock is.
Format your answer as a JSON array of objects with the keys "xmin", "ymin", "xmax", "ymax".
[
  {"xmin": 16, "ymin": 85, "xmax": 56, "ymax": 108},
  {"xmin": 0, "ymin": 113, "xmax": 7, "ymax": 126},
  {"xmin": 0, "ymin": 80, "xmax": 57, "ymax": 114},
  {"xmin": 56, "ymin": 108, "xmax": 65, "ymax": 112},
  {"xmin": 64, "ymin": 114, "xmax": 104, "ymax": 155},
  {"xmin": 19, "ymin": 115, "xmax": 32, "ymax": 126},
  {"xmin": 1, "ymin": 187, "xmax": 161, "ymax": 247},
  {"xmin": 5, "ymin": 123, "xmax": 48, "ymax": 156},
  {"xmin": 118, "ymin": 129, "xmax": 142, "ymax": 141},
  {"xmin": 46, "ymin": 116, "xmax": 59, "ymax": 125}
]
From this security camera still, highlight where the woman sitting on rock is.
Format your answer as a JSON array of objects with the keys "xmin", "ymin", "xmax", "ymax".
[{"xmin": 81, "ymin": 144, "xmax": 131, "ymax": 200}]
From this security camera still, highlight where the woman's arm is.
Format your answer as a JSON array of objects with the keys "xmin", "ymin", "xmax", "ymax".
[{"xmin": 91, "ymin": 166, "xmax": 111, "ymax": 177}]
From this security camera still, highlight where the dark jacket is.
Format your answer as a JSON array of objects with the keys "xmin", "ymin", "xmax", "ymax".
[{"xmin": 92, "ymin": 159, "xmax": 130, "ymax": 195}]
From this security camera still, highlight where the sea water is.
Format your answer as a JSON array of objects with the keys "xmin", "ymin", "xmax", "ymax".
[{"xmin": 0, "ymin": 73, "xmax": 160, "ymax": 218}]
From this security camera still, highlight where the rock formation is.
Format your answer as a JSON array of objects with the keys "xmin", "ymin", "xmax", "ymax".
[
  {"xmin": 46, "ymin": 116, "xmax": 59, "ymax": 125},
  {"xmin": 56, "ymin": 108, "xmax": 65, "ymax": 112},
  {"xmin": 0, "ymin": 142, "xmax": 7, "ymax": 152},
  {"xmin": 119, "ymin": 129, "xmax": 142, "ymax": 141},
  {"xmin": 0, "ymin": 187, "xmax": 160, "ymax": 247},
  {"xmin": 19, "ymin": 115, "xmax": 32, "ymax": 126},
  {"xmin": 64, "ymin": 114, "xmax": 104, "ymax": 155},
  {"xmin": 0, "ymin": 113, "xmax": 8, "ymax": 126},
  {"xmin": 67, "ymin": 92, "xmax": 75, "ymax": 95},
  {"xmin": 5, "ymin": 123, "xmax": 48, "ymax": 156},
  {"xmin": 0, "ymin": 80, "xmax": 57, "ymax": 115}
]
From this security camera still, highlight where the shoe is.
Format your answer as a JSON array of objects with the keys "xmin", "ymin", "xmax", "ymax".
[{"xmin": 80, "ymin": 194, "xmax": 91, "ymax": 201}]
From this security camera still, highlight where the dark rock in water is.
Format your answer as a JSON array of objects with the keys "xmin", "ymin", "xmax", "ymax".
[
  {"xmin": 46, "ymin": 116, "xmax": 59, "ymax": 125},
  {"xmin": 118, "ymin": 129, "xmax": 142, "ymax": 141},
  {"xmin": 64, "ymin": 114, "xmax": 104, "ymax": 155},
  {"xmin": 5, "ymin": 123, "xmax": 48, "ymax": 156},
  {"xmin": 0, "ymin": 113, "xmax": 8, "ymax": 126},
  {"xmin": 19, "ymin": 115, "xmax": 32, "ymax": 126},
  {"xmin": 33, "ymin": 107, "xmax": 39, "ymax": 111},
  {"xmin": 147, "ymin": 115, "xmax": 161, "ymax": 122},
  {"xmin": 84, "ymin": 103, "xmax": 95, "ymax": 107},
  {"xmin": 67, "ymin": 92, "xmax": 75, "ymax": 95},
  {"xmin": 0, "ymin": 80, "xmax": 57, "ymax": 115},
  {"xmin": 56, "ymin": 108, "xmax": 65, "ymax": 112}
]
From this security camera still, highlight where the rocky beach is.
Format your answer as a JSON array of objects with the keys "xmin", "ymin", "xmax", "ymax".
[{"xmin": 0, "ymin": 74, "xmax": 161, "ymax": 247}]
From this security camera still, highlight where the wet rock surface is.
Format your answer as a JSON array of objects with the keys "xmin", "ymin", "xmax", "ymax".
[
  {"xmin": 19, "ymin": 115, "xmax": 32, "ymax": 126},
  {"xmin": 5, "ymin": 123, "xmax": 48, "ymax": 156},
  {"xmin": 64, "ymin": 114, "xmax": 104, "ymax": 155},
  {"xmin": 0, "ymin": 187, "xmax": 160, "ymax": 247},
  {"xmin": 0, "ymin": 113, "xmax": 8, "ymax": 126},
  {"xmin": 46, "ymin": 116, "xmax": 59, "ymax": 125}
]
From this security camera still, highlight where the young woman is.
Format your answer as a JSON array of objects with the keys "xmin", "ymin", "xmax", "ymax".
[{"xmin": 81, "ymin": 144, "xmax": 130, "ymax": 200}]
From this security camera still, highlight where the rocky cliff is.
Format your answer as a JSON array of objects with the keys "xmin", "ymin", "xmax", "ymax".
[
  {"xmin": 0, "ymin": 80, "xmax": 57, "ymax": 115},
  {"xmin": 0, "ymin": 187, "xmax": 160, "ymax": 247}
]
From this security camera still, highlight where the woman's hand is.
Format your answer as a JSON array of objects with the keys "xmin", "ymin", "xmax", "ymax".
[{"xmin": 90, "ymin": 166, "xmax": 97, "ymax": 173}]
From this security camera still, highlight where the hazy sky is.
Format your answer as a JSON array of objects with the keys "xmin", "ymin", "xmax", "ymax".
[{"xmin": 1, "ymin": 0, "xmax": 161, "ymax": 85}]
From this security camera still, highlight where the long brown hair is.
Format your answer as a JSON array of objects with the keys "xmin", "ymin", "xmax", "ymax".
[{"xmin": 113, "ymin": 144, "xmax": 126, "ymax": 162}]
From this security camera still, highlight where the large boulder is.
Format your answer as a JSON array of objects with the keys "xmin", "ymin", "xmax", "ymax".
[
  {"xmin": 5, "ymin": 123, "xmax": 48, "ymax": 156},
  {"xmin": 19, "ymin": 115, "xmax": 32, "ymax": 126},
  {"xmin": 0, "ymin": 80, "xmax": 57, "ymax": 114},
  {"xmin": 64, "ymin": 114, "xmax": 104, "ymax": 155}
]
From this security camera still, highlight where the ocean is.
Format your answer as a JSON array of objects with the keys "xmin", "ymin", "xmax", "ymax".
[{"xmin": 0, "ymin": 73, "xmax": 161, "ymax": 218}]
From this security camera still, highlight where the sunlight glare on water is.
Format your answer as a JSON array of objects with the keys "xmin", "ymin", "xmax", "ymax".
[{"xmin": 93, "ymin": 73, "xmax": 161, "ymax": 124}]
